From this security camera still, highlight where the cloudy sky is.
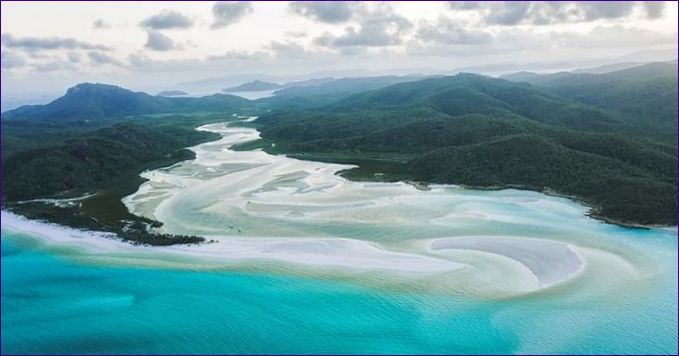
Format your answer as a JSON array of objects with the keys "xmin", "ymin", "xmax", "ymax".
[{"xmin": 1, "ymin": 1, "xmax": 677, "ymax": 98}]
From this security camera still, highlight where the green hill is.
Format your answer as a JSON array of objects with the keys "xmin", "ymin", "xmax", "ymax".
[
  {"xmin": 254, "ymin": 71, "xmax": 678, "ymax": 226},
  {"xmin": 3, "ymin": 83, "xmax": 252, "ymax": 122},
  {"xmin": 261, "ymin": 75, "xmax": 428, "ymax": 109},
  {"xmin": 326, "ymin": 74, "xmax": 625, "ymax": 133},
  {"xmin": 1, "ymin": 121, "xmax": 223, "ymax": 245},
  {"xmin": 411, "ymin": 134, "xmax": 676, "ymax": 225},
  {"xmin": 3, "ymin": 72, "xmax": 676, "ymax": 227},
  {"xmin": 502, "ymin": 61, "xmax": 678, "ymax": 141},
  {"xmin": 1, "ymin": 83, "xmax": 255, "ymax": 158}
]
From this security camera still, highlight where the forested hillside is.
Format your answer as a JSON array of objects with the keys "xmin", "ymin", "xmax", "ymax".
[
  {"xmin": 254, "ymin": 67, "xmax": 678, "ymax": 226},
  {"xmin": 3, "ymin": 83, "xmax": 251, "ymax": 122},
  {"xmin": 502, "ymin": 61, "xmax": 678, "ymax": 141},
  {"xmin": 2, "ymin": 63, "xmax": 676, "ymax": 227}
]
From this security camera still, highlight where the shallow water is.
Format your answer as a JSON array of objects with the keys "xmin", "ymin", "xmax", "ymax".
[{"xmin": 2, "ymin": 120, "xmax": 677, "ymax": 354}]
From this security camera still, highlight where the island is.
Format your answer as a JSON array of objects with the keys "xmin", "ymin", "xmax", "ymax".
[
  {"xmin": 223, "ymin": 80, "xmax": 282, "ymax": 92},
  {"xmin": 157, "ymin": 90, "xmax": 188, "ymax": 97}
]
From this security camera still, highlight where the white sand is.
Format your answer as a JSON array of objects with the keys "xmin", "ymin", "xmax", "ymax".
[
  {"xmin": 1, "ymin": 211, "xmax": 463, "ymax": 274},
  {"xmin": 431, "ymin": 236, "xmax": 583, "ymax": 286},
  {"xmin": 3, "ymin": 120, "xmax": 634, "ymax": 293}
]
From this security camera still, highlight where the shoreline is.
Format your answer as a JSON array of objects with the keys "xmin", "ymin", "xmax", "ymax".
[
  {"xmin": 1, "ymin": 210, "xmax": 594, "ymax": 295},
  {"xmin": 2, "ymin": 120, "xmax": 668, "ymax": 297},
  {"xmin": 444, "ymin": 183, "xmax": 676, "ymax": 230},
  {"xmin": 0, "ymin": 210, "xmax": 462, "ymax": 274}
]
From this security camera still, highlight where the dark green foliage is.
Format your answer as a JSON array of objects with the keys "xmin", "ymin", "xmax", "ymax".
[
  {"xmin": 3, "ymin": 83, "xmax": 252, "ymax": 122},
  {"xmin": 326, "ymin": 73, "xmax": 626, "ymax": 132},
  {"xmin": 504, "ymin": 61, "xmax": 678, "ymax": 141},
  {"xmin": 260, "ymin": 75, "xmax": 428, "ymax": 110},
  {"xmin": 410, "ymin": 135, "xmax": 676, "ymax": 225},
  {"xmin": 2, "ymin": 123, "xmax": 205, "ymax": 200},
  {"xmin": 3, "ymin": 64, "xmax": 677, "ymax": 229},
  {"xmin": 9, "ymin": 202, "xmax": 205, "ymax": 246},
  {"xmin": 2, "ymin": 118, "xmax": 224, "ymax": 245},
  {"xmin": 254, "ymin": 68, "xmax": 678, "ymax": 226}
]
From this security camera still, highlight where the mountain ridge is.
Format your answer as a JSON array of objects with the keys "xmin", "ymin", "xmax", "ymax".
[{"xmin": 2, "ymin": 83, "xmax": 252, "ymax": 121}]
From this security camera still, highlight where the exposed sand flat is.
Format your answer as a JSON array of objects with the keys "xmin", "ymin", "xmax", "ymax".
[
  {"xmin": 1, "ymin": 211, "xmax": 127, "ymax": 251},
  {"xmin": 167, "ymin": 237, "xmax": 465, "ymax": 273},
  {"xmin": 1, "ymin": 211, "xmax": 463, "ymax": 274},
  {"xmin": 124, "ymin": 122, "xmax": 595, "ymax": 242},
  {"xmin": 5, "ymin": 120, "xmax": 656, "ymax": 296},
  {"xmin": 431, "ymin": 236, "xmax": 583, "ymax": 286}
]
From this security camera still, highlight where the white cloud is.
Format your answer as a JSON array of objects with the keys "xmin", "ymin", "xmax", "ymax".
[
  {"xmin": 66, "ymin": 52, "xmax": 82, "ymax": 63},
  {"xmin": 145, "ymin": 30, "xmax": 177, "ymax": 51},
  {"xmin": 1, "ymin": 33, "xmax": 109, "ymax": 51},
  {"xmin": 448, "ymin": 1, "xmax": 666, "ymax": 26},
  {"xmin": 1, "ymin": 50, "xmax": 26, "ymax": 69},
  {"xmin": 88, "ymin": 51, "xmax": 122, "ymax": 65},
  {"xmin": 0, "ymin": 1, "xmax": 676, "ymax": 93},
  {"xmin": 313, "ymin": 4, "xmax": 413, "ymax": 48},
  {"xmin": 289, "ymin": 1, "xmax": 357, "ymax": 23},
  {"xmin": 211, "ymin": 1, "xmax": 253, "ymax": 29},
  {"xmin": 417, "ymin": 16, "xmax": 492, "ymax": 45},
  {"xmin": 93, "ymin": 19, "xmax": 112, "ymax": 29},
  {"xmin": 141, "ymin": 10, "xmax": 194, "ymax": 30}
]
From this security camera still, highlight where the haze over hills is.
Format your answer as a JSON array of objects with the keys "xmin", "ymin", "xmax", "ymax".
[
  {"xmin": 2, "ymin": 83, "xmax": 251, "ymax": 122},
  {"xmin": 264, "ymin": 75, "xmax": 431, "ymax": 109},
  {"xmin": 157, "ymin": 90, "xmax": 188, "ymax": 97},
  {"xmin": 572, "ymin": 62, "xmax": 643, "ymax": 74},
  {"xmin": 223, "ymin": 80, "xmax": 282, "ymax": 93}
]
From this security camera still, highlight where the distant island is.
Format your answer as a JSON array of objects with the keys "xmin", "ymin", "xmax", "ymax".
[
  {"xmin": 157, "ymin": 90, "xmax": 188, "ymax": 97},
  {"xmin": 223, "ymin": 80, "xmax": 282, "ymax": 92}
]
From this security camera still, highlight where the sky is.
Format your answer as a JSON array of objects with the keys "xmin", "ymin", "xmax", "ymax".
[{"xmin": 1, "ymin": 1, "xmax": 677, "ymax": 99}]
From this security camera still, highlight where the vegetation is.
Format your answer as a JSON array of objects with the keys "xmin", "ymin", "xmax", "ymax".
[
  {"xmin": 260, "ymin": 75, "xmax": 429, "ymax": 110},
  {"xmin": 2, "ymin": 63, "xmax": 676, "ymax": 239},
  {"xmin": 2, "ymin": 121, "xmax": 220, "ymax": 245},
  {"xmin": 503, "ymin": 61, "xmax": 678, "ymax": 142},
  {"xmin": 2, "ymin": 109, "xmax": 250, "ymax": 245},
  {"xmin": 253, "ymin": 68, "xmax": 678, "ymax": 226},
  {"xmin": 2, "ymin": 83, "xmax": 251, "ymax": 122}
]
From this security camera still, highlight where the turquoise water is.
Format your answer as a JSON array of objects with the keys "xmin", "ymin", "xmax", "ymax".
[
  {"xmin": 3, "ymin": 123, "xmax": 678, "ymax": 354},
  {"xmin": 2, "ymin": 227, "xmax": 677, "ymax": 355}
]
